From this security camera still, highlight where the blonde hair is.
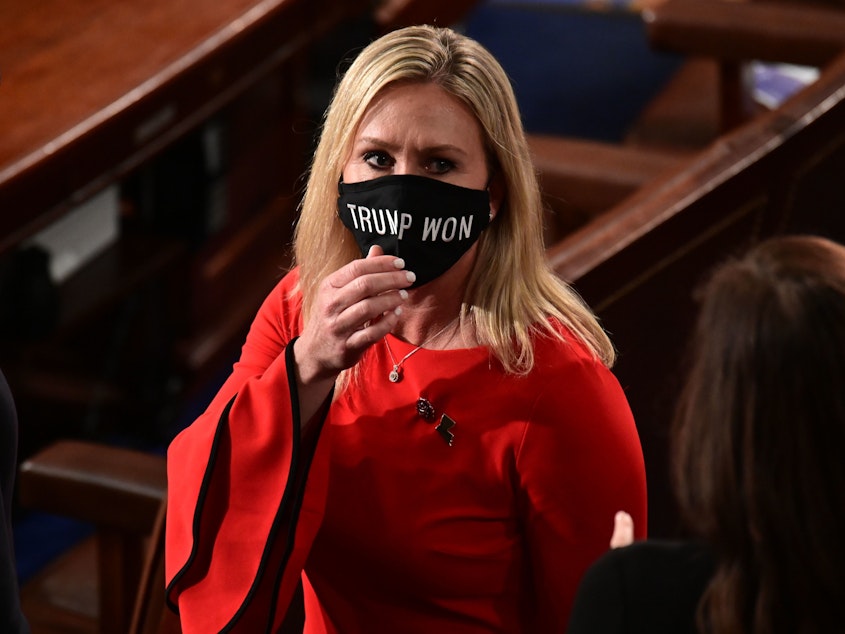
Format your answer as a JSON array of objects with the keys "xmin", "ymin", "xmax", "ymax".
[{"xmin": 294, "ymin": 25, "xmax": 615, "ymax": 375}]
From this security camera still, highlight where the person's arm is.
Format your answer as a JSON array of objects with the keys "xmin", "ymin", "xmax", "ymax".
[
  {"xmin": 0, "ymin": 370, "xmax": 30, "ymax": 634},
  {"xmin": 566, "ymin": 548, "xmax": 628, "ymax": 634},
  {"xmin": 165, "ymin": 251, "xmax": 413, "ymax": 632},
  {"xmin": 516, "ymin": 348, "xmax": 647, "ymax": 630},
  {"xmin": 164, "ymin": 271, "xmax": 319, "ymax": 632}
]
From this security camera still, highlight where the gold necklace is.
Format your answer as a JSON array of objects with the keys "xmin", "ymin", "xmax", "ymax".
[{"xmin": 383, "ymin": 318, "xmax": 459, "ymax": 383}]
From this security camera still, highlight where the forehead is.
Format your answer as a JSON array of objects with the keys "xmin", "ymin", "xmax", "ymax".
[{"xmin": 354, "ymin": 82, "xmax": 485, "ymax": 150}]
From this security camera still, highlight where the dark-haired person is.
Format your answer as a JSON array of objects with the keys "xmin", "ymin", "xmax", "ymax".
[
  {"xmin": 568, "ymin": 234, "xmax": 845, "ymax": 634},
  {"xmin": 165, "ymin": 24, "xmax": 646, "ymax": 633}
]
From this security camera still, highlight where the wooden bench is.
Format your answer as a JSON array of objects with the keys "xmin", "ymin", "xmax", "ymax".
[
  {"xmin": 532, "ymin": 0, "xmax": 845, "ymax": 245},
  {"xmin": 629, "ymin": 0, "xmax": 845, "ymax": 149}
]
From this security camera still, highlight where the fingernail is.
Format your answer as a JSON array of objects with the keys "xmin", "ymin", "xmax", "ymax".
[
  {"xmin": 368, "ymin": 245, "xmax": 377, "ymax": 257},
  {"xmin": 393, "ymin": 258, "xmax": 405, "ymax": 269},
  {"xmin": 405, "ymin": 271, "xmax": 416, "ymax": 283},
  {"xmin": 394, "ymin": 307, "xmax": 403, "ymax": 316},
  {"xmin": 399, "ymin": 290, "xmax": 409, "ymax": 300}
]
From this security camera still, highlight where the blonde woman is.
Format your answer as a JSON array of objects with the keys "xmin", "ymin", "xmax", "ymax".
[{"xmin": 166, "ymin": 25, "xmax": 646, "ymax": 632}]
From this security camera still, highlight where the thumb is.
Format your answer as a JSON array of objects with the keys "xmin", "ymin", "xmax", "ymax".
[{"xmin": 609, "ymin": 511, "xmax": 635, "ymax": 549}]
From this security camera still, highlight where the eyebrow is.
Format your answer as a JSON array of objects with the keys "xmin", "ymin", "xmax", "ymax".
[{"xmin": 357, "ymin": 136, "xmax": 470, "ymax": 157}]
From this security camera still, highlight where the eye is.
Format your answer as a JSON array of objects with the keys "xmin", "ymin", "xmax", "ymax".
[
  {"xmin": 426, "ymin": 158, "xmax": 456, "ymax": 175},
  {"xmin": 363, "ymin": 151, "xmax": 393, "ymax": 170}
]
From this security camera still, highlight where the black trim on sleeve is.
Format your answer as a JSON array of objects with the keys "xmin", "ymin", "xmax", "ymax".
[
  {"xmin": 264, "ymin": 346, "xmax": 332, "ymax": 632},
  {"xmin": 165, "ymin": 337, "xmax": 334, "ymax": 630},
  {"xmin": 222, "ymin": 336, "xmax": 332, "ymax": 632},
  {"xmin": 165, "ymin": 394, "xmax": 235, "ymax": 614}
]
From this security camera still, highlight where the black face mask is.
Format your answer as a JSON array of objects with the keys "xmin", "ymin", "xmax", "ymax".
[{"xmin": 337, "ymin": 174, "xmax": 491, "ymax": 288}]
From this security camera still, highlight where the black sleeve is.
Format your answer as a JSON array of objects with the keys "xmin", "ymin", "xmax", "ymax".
[
  {"xmin": 566, "ymin": 548, "xmax": 627, "ymax": 634},
  {"xmin": 0, "ymin": 370, "xmax": 31, "ymax": 634},
  {"xmin": 567, "ymin": 541, "xmax": 714, "ymax": 634}
]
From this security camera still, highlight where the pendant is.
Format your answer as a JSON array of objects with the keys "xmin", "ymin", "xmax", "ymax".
[{"xmin": 389, "ymin": 366, "xmax": 401, "ymax": 383}]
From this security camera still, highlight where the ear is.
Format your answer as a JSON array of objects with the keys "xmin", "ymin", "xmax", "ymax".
[{"xmin": 487, "ymin": 171, "xmax": 506, "ymax": 221}]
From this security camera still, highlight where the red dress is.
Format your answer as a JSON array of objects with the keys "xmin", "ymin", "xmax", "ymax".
[{"xmin": 165, "ymin": 268, "xmax": 647, "ymax": 633}]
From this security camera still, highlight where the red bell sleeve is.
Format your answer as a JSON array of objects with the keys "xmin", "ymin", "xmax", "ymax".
[{"xmin": 164, "ymin": 270, "xmax": 332, "ymax": 632}]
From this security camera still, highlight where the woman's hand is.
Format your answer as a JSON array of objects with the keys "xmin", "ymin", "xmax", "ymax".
[
  {"xmin": 609, "ymin": 511, "xmax": 634, "ymax": 549},
  {"xmin": 294, "ymin": 245, "xmax": 414, "ymax": 387}
]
